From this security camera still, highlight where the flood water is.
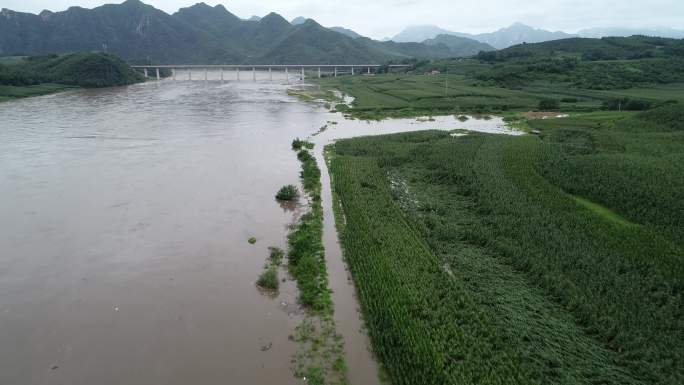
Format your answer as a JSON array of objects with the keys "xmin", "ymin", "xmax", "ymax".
[{"xmin": 0, "ymin": 73, "xmax": 516, "ymax": 385}]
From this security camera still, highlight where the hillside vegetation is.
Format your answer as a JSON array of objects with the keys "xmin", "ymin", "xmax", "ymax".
[
  {"xmin": 327, "ymin": 106, "xmax": 684, "ymax": 385},
  {"xmin": 0, "ymin": 53, "xmax": 144, "ymax": 101},
  {"xmin": 468, "ymin": 36, "xmax": 684, "ymax": 90}
]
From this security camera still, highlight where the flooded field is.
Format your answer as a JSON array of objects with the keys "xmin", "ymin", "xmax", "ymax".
[{"xmin": 0, "ymin": 74, "xmax": 515, "ymax": 385}]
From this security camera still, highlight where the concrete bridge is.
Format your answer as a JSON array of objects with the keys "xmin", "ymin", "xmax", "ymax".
[{"xmin": 131, "ymin": 64, "xmax": 410, "ymax": 81}]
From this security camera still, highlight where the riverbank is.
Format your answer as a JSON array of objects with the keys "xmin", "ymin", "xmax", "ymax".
[{"xmin": 0, "ymin": 84, "xmax": 76, "ymax": 102}]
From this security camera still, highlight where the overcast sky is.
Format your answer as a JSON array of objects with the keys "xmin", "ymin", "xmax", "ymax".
[{"xmin": 3, "ymin": 0, "xmax": 684, "ymax": 39}]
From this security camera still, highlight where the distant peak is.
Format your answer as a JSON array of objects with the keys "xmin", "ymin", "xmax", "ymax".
[
  {"xmin": 39, "ymin": 9, "xmax": 53, "ymax": 20},
  {"xmin": 120, "ymin": 0, "xmax": 149, "ymax": 10},
  {"xmin": 1, "ymin": 8, "xmax": 14, "ymax": 19},
  {"xmin": 260, "ymin": 12, "xmax": 289, "ymax": 25},
  {"xmin": 291, "ymin": 16, "xmax": 307, "ymax": 25},
  {"xmin": 190, "ymin": 2, "xmax": 210, "ymax": 8},
  {"xmin": 302, "ymin": 19, "xmax": 322, "ymax": 28},
  {"xmin": 507, "ymin": 22, "xmax": 534, "ymax": 30},
  {"xmin": 263, "ymin": 12, "xmax": 284, "ymax": 19},
  {"xmin": 122, "ymin": 0, "xmax": 145, "ymax": 6}
]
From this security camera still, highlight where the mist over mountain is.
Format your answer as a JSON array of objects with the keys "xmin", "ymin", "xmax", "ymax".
[
  {"xmin": 0, "ymin": 0, "xmax": 483, "ymax": 64},
  {"xmin": 329, "ymin": 27, "xmax": 363, "ymax": 39},
  {"xmin": 392, "ymin": 23, "xmax": 576, "ymax": 49},
  {"xmin": 391, "ymin": 25, "xmax": 458, "ymax": 43}
]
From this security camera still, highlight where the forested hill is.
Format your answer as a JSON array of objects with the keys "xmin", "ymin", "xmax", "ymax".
[
  {"xmin": 0, "ymin": 53, "xmax": 144, "ymax": 88},
  {"xmin": 478, "ymin": 35, "xmax": 684, "ymax": 61},
  {"xmin": 0, "ymin": 0, "xmax": 485, "ymax": 64},
  {"xmin": 464, "ymin": 36, "xmax": 684, "ymax": 90}
]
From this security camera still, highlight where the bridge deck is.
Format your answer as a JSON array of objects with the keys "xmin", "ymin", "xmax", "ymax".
[{"xmin": 131, "ymin": 64, "xmax": 409, "ymax": 69}]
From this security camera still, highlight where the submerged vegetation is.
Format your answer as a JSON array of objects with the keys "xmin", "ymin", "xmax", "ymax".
[
  {"xmin": 283, "ymin": 141, "xmax": 348, "ymax": 385},
  {"xmin": 327, "ymin": 106, "xmax": 683, "ymax": 384},
  {"xmin": 256, "ymin": 266, "xmax": 279, "ymax": 291},
  {"xmin": 287, "ymin": 144, "xmax": 329, "ymax": 310},
  {"xmin": 257, "ymin": 247, "xmax": 285, "ymax": 293},
  {"xmin": 292, "ymin": 138, "xmax": 315, "ymax": 151},
  {"xmin": 276, "ymin": 184, "xmax": 300, "ymax": 201}
]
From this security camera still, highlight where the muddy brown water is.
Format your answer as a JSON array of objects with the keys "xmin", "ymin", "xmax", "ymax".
[{"xmin": 0, "ymin": 73, "xmax": 516, "ymax": 385}]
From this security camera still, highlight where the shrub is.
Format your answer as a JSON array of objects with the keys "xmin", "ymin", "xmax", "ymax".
[
  {"xmin": 292, "ymin": 138, "xmax": 314, "ymax": 150},
  {"xmin": 256, "ymin": 266, "xmax": 279, "ymax": 291},
  {"xmin": 276, "ymin": 184, "xmax": 299, "ymax": 201},
  {"xmin": 538, "ymin": 98, "xmax": 560, "ymax": 110},
  {"xmin": 602, "ymin": 98, "xmax": 652, "ymax": 111}
]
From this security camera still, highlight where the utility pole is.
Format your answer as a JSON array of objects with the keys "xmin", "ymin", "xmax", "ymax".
[{"xmin": 445, "ymin": 68, "xmax": 448, "ymax": 97}]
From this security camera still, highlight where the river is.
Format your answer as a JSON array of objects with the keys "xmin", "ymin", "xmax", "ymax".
[{"xmin": 0, "ymin": 74, "xmax": 517, "ymax": 385}]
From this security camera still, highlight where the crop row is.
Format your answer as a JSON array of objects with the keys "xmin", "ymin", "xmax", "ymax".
[{"xmin": 327, "ymin": 110, "xmax": 683, "ymax": 384}]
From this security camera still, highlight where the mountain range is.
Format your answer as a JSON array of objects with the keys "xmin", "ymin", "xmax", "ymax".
[
  {"xmin": 0, "ymin": 0, "xmax": 491, "ymax": 64},
  {"xmin": 577, "ymin": 27, "xmax": 684, "ymax": 39},
  {"xmin": 392, "ymin": 23, "xmax": 575, "ymax": 49},
  {"xmin": 391, "ymin": 23, "xmax": 684, "ymax": 49}
]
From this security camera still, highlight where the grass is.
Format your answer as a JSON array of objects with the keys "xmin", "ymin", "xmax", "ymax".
[
  {"xmin": 326, "ymin": 106, "xmax": 683, "ymax": 384},
  {"xmin": 0, "ymin": 83, "xmax": 75, "ymax": 102},
  {"xmin": 268, "ymin": 247, "xmax": 285, "ymax": 266},
  {"xmin": 284, "ymin": 142, "xmax": 349, "ymax": 385},
  {"xmin": 288, "ymin": 146, "xmax": 328, "ymax": 311},
  {"xmin": 313, "ymin": 73, "xmax": 684, "ymax": 119},
  {"xmin": 571, "ymin": 195, "xmax": 635, "ymax": 227},
  {"xmin": 288, "ymin": 88, "xmax": 344, "ymax": 104}
]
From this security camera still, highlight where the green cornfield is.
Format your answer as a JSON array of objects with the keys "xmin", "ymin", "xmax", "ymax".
[{"xmin": 327, "ymin": 106, "xmax": 683, "ymax": 384}]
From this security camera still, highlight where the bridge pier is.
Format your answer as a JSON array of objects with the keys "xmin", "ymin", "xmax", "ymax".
[
  {"xmin": 220, "ymin": 67, "xmax": 224, "ymax": 81},
  {"xmin": 253, "ymin": 67, "xmax": 256, "ymax": 81},
  {"xmin": 269, "ymin": 67, "xmax": 272, "ymax": 81},
  {"xmin": 237, "ymin": 67, "xmax": 240, "ymax": 81},
  {"xmin": 204, "ymin": 68, "xmax": 208, "ymax": 81},
  {"xmin": 301, "ymin": 67, "xmax": 305, "ymax": 81},
  {"xmin": 334, "ymin": 67, "xmax": 337, "ymax": 77},
  {"xmin": 368, "ymin": 67, "xmax": 371, "ymax": 75},
  {"xmin": 285, "ymin": 67, "xmax": 289, "ymax": 83},
  {"xmin": 156, "ymin": 68, "xmax": 160, "ymax": 80},
  {"xmin": 143, "ymin": 68, "xmax": 148, "ymax": 78},
  {"xmin": 172, "ymin": 68, "xmax": 176, "ymax": 81},
  {"xmin": 318, "ymin": 67, "xmax": 321, "ymax": 78},
  {"xmin": 351, "ymin": 66, "xmax": 354, "ymax": 75}
]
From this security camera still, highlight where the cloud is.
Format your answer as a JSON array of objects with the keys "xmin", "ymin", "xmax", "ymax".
[{"xmin": 3, "ymin": 0, "xmax": 683, "ymax": 39}]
